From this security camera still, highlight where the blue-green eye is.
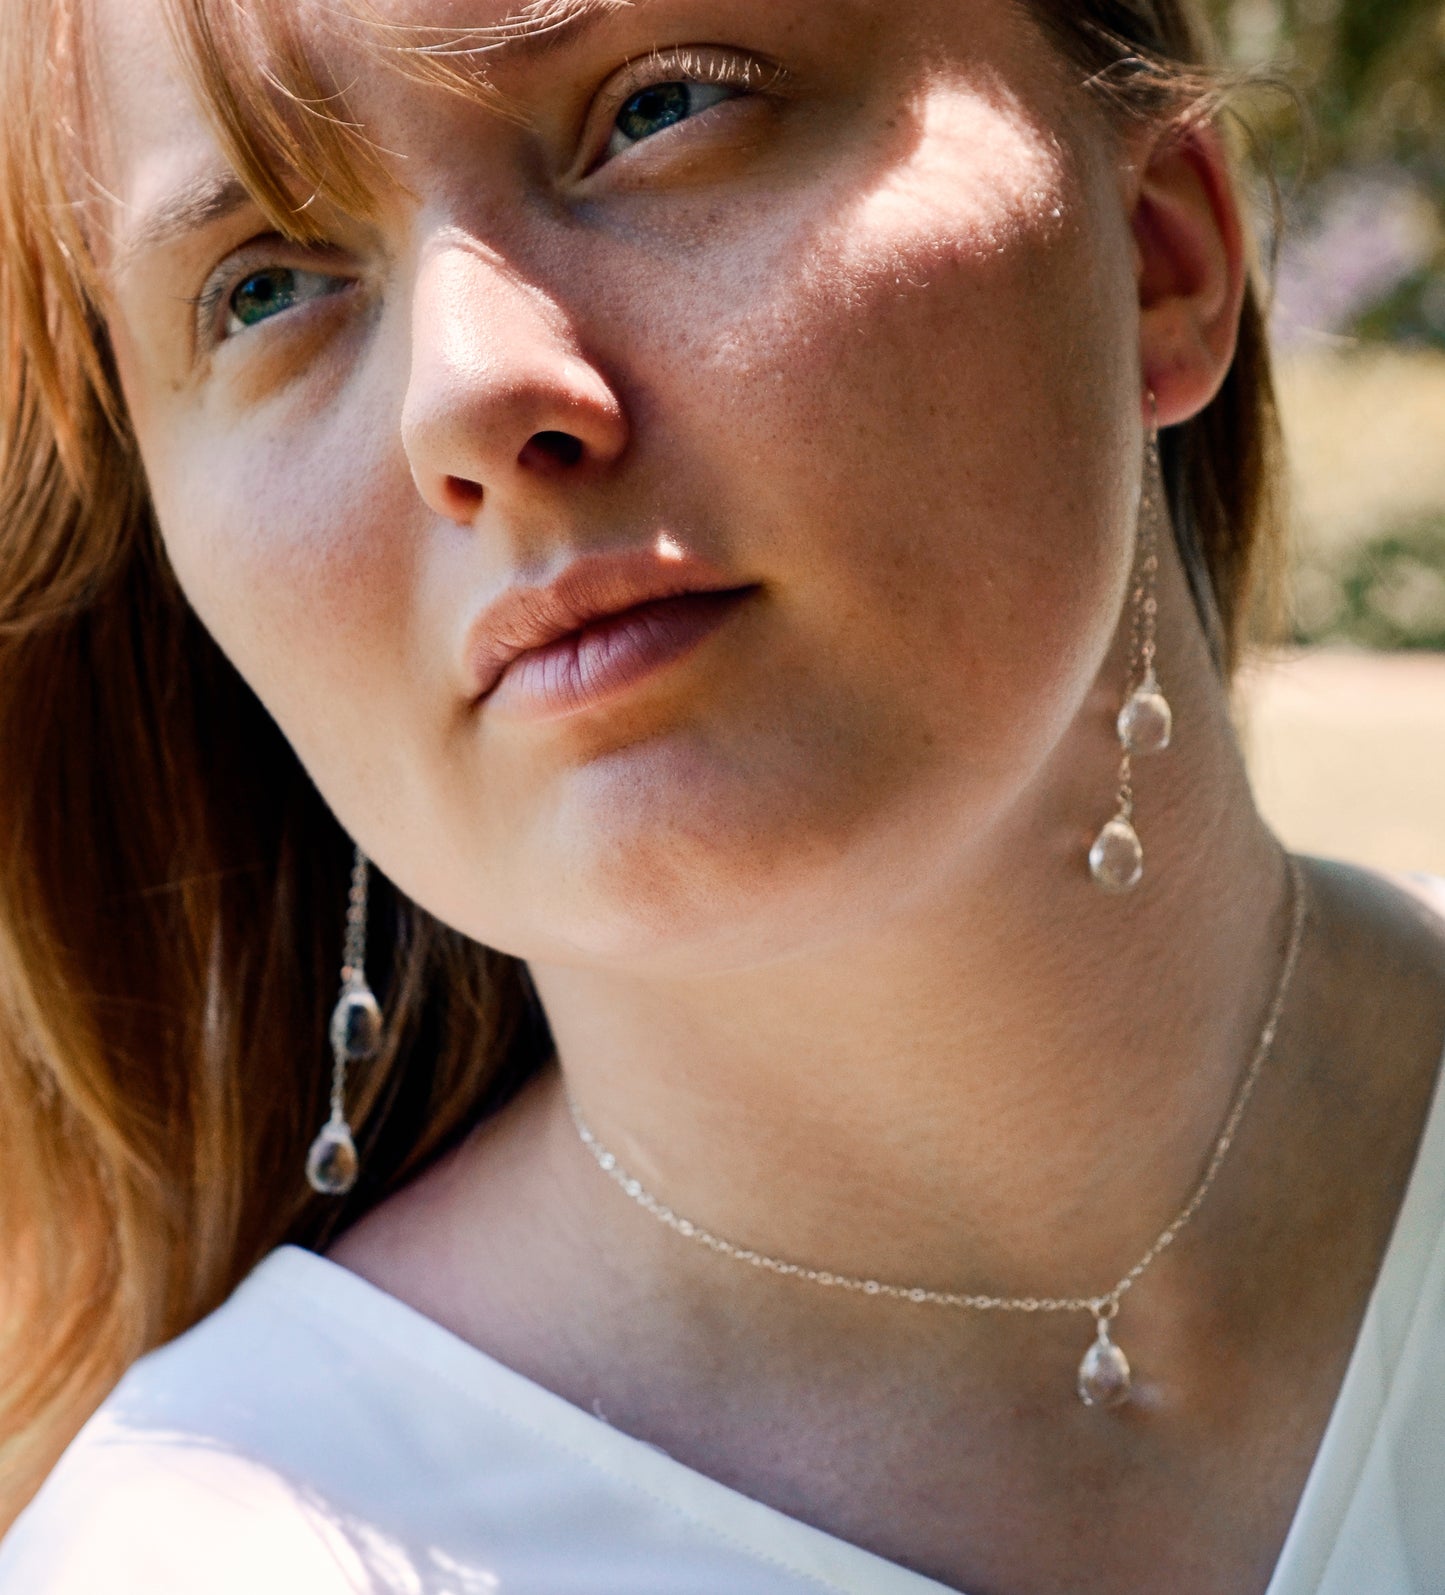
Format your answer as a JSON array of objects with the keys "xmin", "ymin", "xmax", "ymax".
[
  {"xmin": 607, "ymin": 80, "xmax": 742, "ymax": 158},
  {"xmin": 225, "ymin": 266, "xmax": 347, "ymax": 336}
]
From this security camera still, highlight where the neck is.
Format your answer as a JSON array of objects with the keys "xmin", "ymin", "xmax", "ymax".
[{"xmin": 524, "ymin": 647, "xmax": 1291, "ymax": 1303}]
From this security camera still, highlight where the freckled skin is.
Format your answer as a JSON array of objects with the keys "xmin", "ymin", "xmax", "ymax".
[
  {"xmin": 90, "ymin": 3, "xmax": 1445, "ymax": 1592},
  {"xmin": 100, "ymin": 0, "xmax": 1134, "ymax": 964}
]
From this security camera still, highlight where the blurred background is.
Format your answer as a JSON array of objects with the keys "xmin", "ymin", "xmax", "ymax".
[{"xmin": 1205, "ymin": 0, "xmax": 1445, "ymax": 875}]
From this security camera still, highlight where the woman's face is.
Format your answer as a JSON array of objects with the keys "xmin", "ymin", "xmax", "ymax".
[{"xmin": 97, "ymin": 0, "xmax": 1147, "ymax": 970}]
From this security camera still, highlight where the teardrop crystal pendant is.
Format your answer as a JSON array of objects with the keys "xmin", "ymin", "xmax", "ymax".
[
  {"xmin": 1078, "ymin": 1319, "xmax": 1132, "ymax": 1410},
  {"xmin": 305, "ymin": 1116, "xmax": 360, "ymax": 1196},
  {"xmin": 329, "ymin": 981, "xmax": 384, "ymax": 1062},
  {"xmin": 1117, "ymin": 676, "xmax": 1173, "ymax": 756},
  {"xmin": 1089, "ymin": 815, "xmax": 1144, "ymax": 894}
]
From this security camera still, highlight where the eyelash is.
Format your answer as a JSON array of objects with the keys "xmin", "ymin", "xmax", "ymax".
[
  {"xmin": 186, "ymin": 273, "xmax": 238, "ymax": 342},
  {"xmin": 595, "ymin": 46, "xmax": 785, "ymax": 163},
  {"xmin": 187, "ymin": 251, "xmax": 354, "ymax": 350},
  {"xmin": 189, "ymin": 47, "xmax": 785, "ymax": 347},
  {"xmin": 188, "ymin": 272, "xmax": 247, "ymax": 344},
  {"xmin": 612, "ymin": 45, "xmax": 781, "ymax": 105}
]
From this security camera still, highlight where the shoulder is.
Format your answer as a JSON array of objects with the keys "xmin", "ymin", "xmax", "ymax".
[
  {"xmin": 1300, "ymin": 856, "xmax": 1445, "ymax": 974},
  {"xmin": 0, "ymin": 1245, "xmax": 679, "ymax": 1595},
  {"xmin": 0, "ymin": 1410, "xmax": 372, "ymax": 1594},
  {"xmin": 0, "ymin": 1249, "xmax": 390, "ymax": 1594},
  {"xmin": 1295, "ymin": 856, "xmax": 1445, "ymax": 1057},
  {"xmin": 1287, "ymin": 856, "xmax": 1445, "ymax": 1205}
]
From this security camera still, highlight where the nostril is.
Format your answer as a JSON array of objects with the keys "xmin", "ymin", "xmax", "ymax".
[
  {"xmin": 443, "ymin": 476, "xmax": 484, "ymax": 517},
  {"xmin": 521, "ymin": 430, "xmax": 585, "ymax": 470}
]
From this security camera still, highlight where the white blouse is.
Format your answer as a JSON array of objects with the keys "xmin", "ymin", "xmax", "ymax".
[{"xmin": 4, "ymin": 882, "xmax": 1444, "ymax": 1594}]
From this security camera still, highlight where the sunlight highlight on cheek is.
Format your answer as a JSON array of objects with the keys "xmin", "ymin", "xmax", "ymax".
[
  {"xmin": 680, "ymin": 74, "xmax": 1094, "ymax": 407},
  {"xmin": 841, "ymin": 82, "xmax": 1075, "ymax": 279},
  {"xmin": 620, "ymin": 64, "xmax": 1136, "ymax": 778}
]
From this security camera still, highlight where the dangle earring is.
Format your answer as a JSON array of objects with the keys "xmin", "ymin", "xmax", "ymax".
[
  {"xmin": 1089, "ymin": 395, "xmax": 1174, "ymax": 894},
  {"xmin": 305, "ymin": 845, "xmax": 385, "ymax": 1195}
]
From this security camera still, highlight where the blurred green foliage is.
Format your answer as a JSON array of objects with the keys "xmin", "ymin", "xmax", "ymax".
[
  {"xmin": 1207, "ymin": 0, "xmax": 1445, "ymax": 171},
  {"xmin": 1203, "ymin": 0, "xmax": 1445, "ymax": 344},
  {"xmin": 1293, "ymin": 519, "xmax": 1445, "ymax": 648},
  {"xmin": 1194, "ymin": 2, "xmax": 1445, "ymax": 648}
]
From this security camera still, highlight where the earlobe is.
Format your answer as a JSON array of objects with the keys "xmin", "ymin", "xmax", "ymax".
[{"xmin": 1132, "ymin": 122, "xmax": 1248, "ymax": 426}]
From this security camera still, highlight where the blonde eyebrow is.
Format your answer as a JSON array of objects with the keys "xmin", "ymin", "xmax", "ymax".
[
  {"xmin": 116, "ymin": 173, "xmax": 260, "ymax": 264},
  {"xmin": 112, "ymin": 0, "xmax": 634, "ymax": 266}
]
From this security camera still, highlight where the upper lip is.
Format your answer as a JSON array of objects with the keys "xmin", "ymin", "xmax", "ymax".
[{"xmin": 465, "ymin": 546, "xmax": 754, "ymax": 701}]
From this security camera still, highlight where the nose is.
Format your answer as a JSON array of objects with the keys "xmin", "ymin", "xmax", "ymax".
[{"xmin": 400, "ymin": 244, "xmax": 630, "ymax": 523}]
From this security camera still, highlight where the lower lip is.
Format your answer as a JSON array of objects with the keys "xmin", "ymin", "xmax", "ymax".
[{"xmin": 485, "ymin": 588, "xmax": 756, "ymax": 721}]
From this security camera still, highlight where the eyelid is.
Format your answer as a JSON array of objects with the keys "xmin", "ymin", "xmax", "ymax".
[
  {"xmin": 577, "ymin": 44, "xmax": 790, "ymax": 177},
  {"xmin": 187, "ymin": 238, "xmax": 355, "ymax": 350},
  {"xmin": 608, "ymin": 44, "xmax": 784, "ymax": 104}
]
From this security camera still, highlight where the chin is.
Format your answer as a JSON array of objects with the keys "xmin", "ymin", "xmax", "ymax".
[{"xmin": 477, "ymin": 748, "xmax": 941, "ymax": 974}]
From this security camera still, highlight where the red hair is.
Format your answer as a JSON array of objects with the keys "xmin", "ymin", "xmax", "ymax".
[{"xmin": 0, "ymin": 0, "xmax": 1283, "ymax": 1525}]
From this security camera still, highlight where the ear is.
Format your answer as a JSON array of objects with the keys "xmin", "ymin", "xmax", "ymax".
[{"xmin": 1131, "ymin": 122, "xmax": 1248, "ymax": 427}]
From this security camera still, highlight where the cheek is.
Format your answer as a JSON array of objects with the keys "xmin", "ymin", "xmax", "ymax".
[
  {"xmin": 511, "ymin": 101, "xmax": 1143, "ymax": 960},
  {"xmin": 650, "ymin": 89, "xmax": 1140, "ymax": 787},
  {"xmin": 106, "ymin": 85, "xmax": 1143, "ymax": 964},
  {"xmin": 123, "ymin": 355, "xmax": 436, "ymax": 830}
]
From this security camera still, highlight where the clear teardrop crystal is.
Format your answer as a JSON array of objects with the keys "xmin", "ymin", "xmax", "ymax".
[
  {"xmin": 329, "ymin": 982, "xmax": 383, "ymax": 1061},
  {"xmin": 1078, "ymin": 1322, "xmax": 1132, "ymax": 1409},
  {"xmin": 1117, "ymin": 684, "xmax": 1173, "ymax": 755},
  {"xmin": 305, "ymin": 1120, "xmax": 359, "ymax": 1195},
  {"xmin": 1089, "ymin": 816, "xmax": 1144, "ymax": 893}
]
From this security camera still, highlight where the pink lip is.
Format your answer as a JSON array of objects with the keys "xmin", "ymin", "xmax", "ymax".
[{"xmin": 466, "ymin": 548, "xmax": 757, "ymax": 721}]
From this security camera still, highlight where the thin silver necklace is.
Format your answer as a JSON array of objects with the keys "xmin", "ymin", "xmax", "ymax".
[{"xmin": 565, "ymin": 855, "xmax": 1309, "ymax": 1410}]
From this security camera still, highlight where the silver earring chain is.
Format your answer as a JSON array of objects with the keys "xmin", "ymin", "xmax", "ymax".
[
  {"xmin": 1090, "ymin": 397, "xmax": 1174, "ymax": 894},
  {"xmin": 341, "ymin": 845, "xmax": 370, "ymax": 987},
  {"xmin": 305, "ymin": 844, "xmax": 385, "ymax": 1197},
  {"xmin": 1114, "ymin": 414, "xmax": 1165, "ymax": 826}
]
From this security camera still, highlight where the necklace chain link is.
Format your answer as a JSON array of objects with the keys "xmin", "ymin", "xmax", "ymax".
[{"xmin": 566, "ymin": 854, "xmax": 1308, "ymax": 1322}]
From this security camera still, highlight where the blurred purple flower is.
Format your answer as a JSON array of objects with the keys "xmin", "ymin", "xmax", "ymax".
[{"xmin": 1272, "ymin": 168, "xmax": 1439, "ymax": 346}]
